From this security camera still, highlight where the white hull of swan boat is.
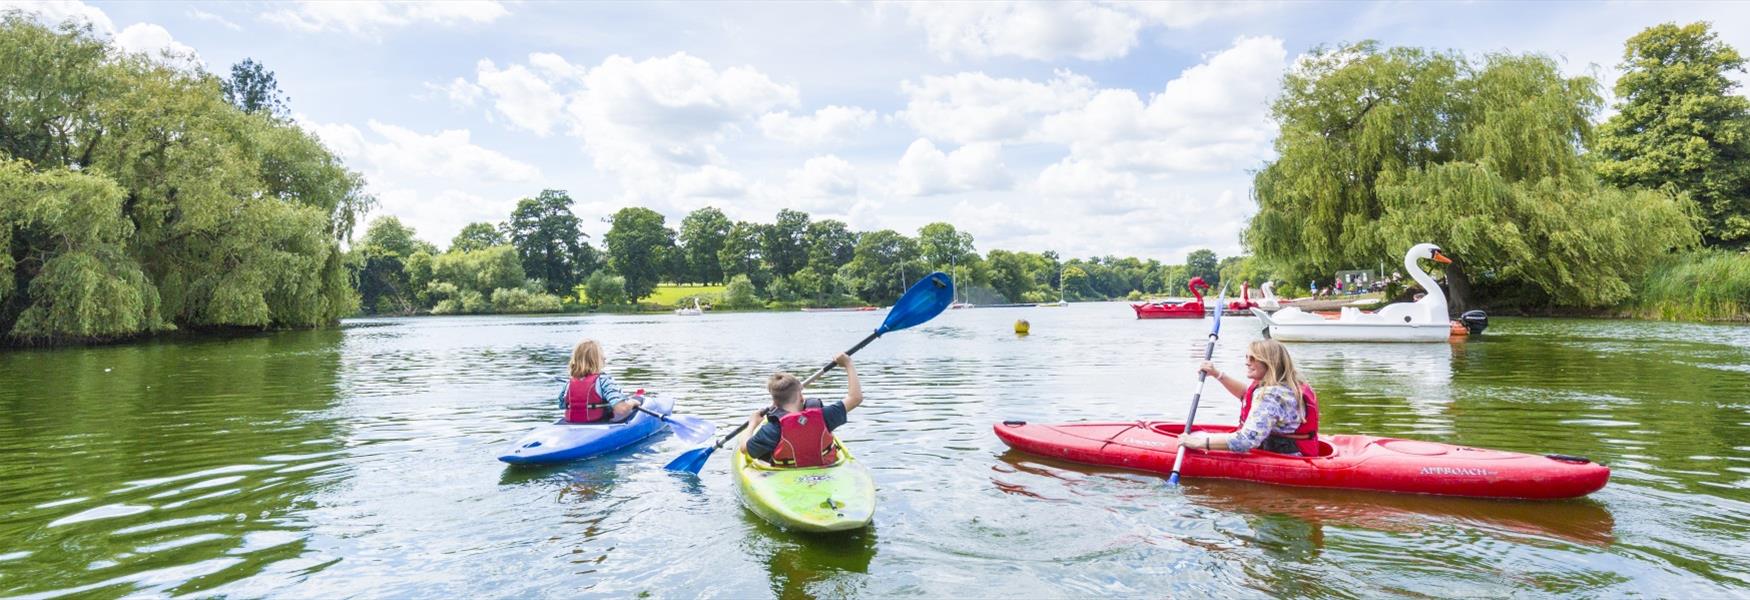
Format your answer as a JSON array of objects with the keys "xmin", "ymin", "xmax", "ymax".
[{"xmin": 1252, "ymin": 308, "xmax": 1453, "ymax": 342}]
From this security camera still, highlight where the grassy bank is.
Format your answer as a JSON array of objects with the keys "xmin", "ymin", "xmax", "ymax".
[
  {"xmin": 1628, "ymin": 251, "xmax": 1750, "ymax": 322},
  {"xmin": 643, "ymin": 284, "xmax": 727, "ymax": 306}
]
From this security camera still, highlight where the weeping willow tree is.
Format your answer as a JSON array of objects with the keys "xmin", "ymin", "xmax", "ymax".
[
  {"xmin": 1246, "ymin": 42, "xmax": 1696, "ymax": 311},
  {"xmin": 0, "ymin": 15, "xmax": 370, "ymax": 344}
]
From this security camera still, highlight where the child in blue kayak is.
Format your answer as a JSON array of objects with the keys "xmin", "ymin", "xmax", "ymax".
[
  {"xmin": 560, "ymin": 339, "xmax": 644, "ymax": 423},
  {"xmin": 741, "ymin": 353, "xmax": 862, "ymax": 466}
]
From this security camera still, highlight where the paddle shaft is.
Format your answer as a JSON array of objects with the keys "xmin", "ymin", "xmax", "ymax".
[
  {"xmin": 1169, "ymin": 290, "xmax": 1226, "ymax": 485},
  {"xmin": 705, "ymin": 330, "xmax": 881, "ymax": 451}
]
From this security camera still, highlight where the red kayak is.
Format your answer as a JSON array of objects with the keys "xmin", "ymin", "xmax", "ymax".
[
  {"xmin": 1132, "ymin": 277, "xmax": 1210, "ymax": 319},
  {"xmin": 993, "ymin": 420, "xmax": 1608, "ymax": 500}
]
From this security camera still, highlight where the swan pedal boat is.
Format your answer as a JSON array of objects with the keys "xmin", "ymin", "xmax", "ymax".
[{"xmin": 1255, "ymin": 243, "xmax": 1478, "ymax": 343}]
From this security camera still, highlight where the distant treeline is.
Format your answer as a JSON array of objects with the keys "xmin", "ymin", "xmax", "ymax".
[{"xmin": 351, "ymin": 197, "xmax": 1252, "ymax": 315}]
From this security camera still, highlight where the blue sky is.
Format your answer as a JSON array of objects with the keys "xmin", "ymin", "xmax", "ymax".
[{"xmin": 6, "ymin": 1, "xmax": 1749, "ymax": 261}]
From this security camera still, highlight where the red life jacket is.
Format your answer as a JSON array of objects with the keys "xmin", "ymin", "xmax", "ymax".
[
  {"xmin": 564, "ymin": 374, "xmax": 611, "ymax": 423},
  {"xmin": 769, "ymin": 399, "xmax": 839, "ymax": 468},
  {"xmin": 1239, "ymin": 382, "xmax": 1320, "ymax": 456}
]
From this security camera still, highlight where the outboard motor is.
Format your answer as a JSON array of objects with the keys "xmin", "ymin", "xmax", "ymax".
[{"xmin": 1459, "ymin": 310, "xmax": 1488, "ymax": 335}]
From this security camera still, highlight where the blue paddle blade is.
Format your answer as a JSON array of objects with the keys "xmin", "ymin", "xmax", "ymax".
[
  {"xmin": 664, "ymin": 415, "xmax": 716, "ymax": 445},
  {"xmin": 879, "ymin": 271, "xmax": 955, "ymax": 334},
  {"xmin": 1167, "ymin": 472, "xmax": 1181, "ymax": 486},
  {"xmin": 664, "ymin": 445, "xmax": 715, "ymax": 473}
]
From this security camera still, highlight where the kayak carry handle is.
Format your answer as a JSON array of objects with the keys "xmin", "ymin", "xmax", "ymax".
[
  {"xmin": 1546, "ymin": 454, "xmax": 1593, "ymax": 464},
  {"xmin": 1002, "ymin": 420, "xmax": 1027, "ymax": 427}
]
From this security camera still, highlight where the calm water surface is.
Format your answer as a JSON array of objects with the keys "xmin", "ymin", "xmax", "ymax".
[{"xmin": 2, "ymin": 305, "xmax": 1748, "ymax": 597}]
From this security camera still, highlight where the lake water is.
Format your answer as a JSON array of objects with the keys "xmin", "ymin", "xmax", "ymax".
[{"xmin": 2, "ymin": 304, "xmax": 1748, "ymax": 597}]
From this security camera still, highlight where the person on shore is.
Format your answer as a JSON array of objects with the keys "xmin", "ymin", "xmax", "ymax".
[
  {"xmin": 560, "ymin": 339, "xmax": 644, "ymax": 423},
  {"xmin": 1180, "ymin": 339, "xmax": 1321, "ymax": 456},
  {"xmin": 741, "ymin": 353, "xmax": 862, "ymax": 466}
]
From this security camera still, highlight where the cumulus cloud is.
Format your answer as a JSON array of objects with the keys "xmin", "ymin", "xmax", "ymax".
[
  {"xmin": 301, "ymin": 117, "xmax": 543, "ymax": 244},
  {"xmin": 453, "ymin": 51, "xmax": 798, "ymax": 204},
  {"xmin": 675, "ymin": 165, "xmax": 749, "ymax": 199},
  {"xmin": 304, "ymin": 119, "xmax": 541, "ymax": 184},
  {"xmin": 0, "ymin": 0, "xmax": 115, "ymax": 32},
  {"xmin": 758, "ymin": 106, "xmax": 877, "ymax": 144},
  {"xmin": 895, "ymin": 139, "xmax": 1011, "ymax": 196},
  {"xmin": 114, "ymin": 23, "xmax": 200, "ymax": 65},
  {"xmin": 891, "ymin": 1, "xmax": 1260, "ymax": 62},
  {"xmin": 474, "ymin": 59, "xmax": 567, "ymax": 135},
  {"xmin": 900, "ymin": 36, "xmax": 1288, "ymax": 174},
  {"xmin": 898, "ymin": 71, "xmax": 1094, "ymax": 144},
  {"xmin": 895, "ymin": 2, "xmax": 1141, "ymax": 61},
  {"xmin": 262, "ymin": 0, "xmax": 508, "ymax": 36}
]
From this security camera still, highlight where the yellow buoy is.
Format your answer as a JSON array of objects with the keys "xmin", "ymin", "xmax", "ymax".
[{"xmin": 1014, "ymin": 319, "xmax": 1030, "ymax": 335}]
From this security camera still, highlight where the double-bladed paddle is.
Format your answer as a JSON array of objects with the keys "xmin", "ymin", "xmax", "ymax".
[
  {"xmin": 1168, "ymin": 286, "xmax": 1227, "ymax": 486},
  {"xmin": 664, "ymin": 272, "xmax": 956, "ymax": 475},
  {"xmin": 549, "ymin": 377, "xmax": 717, "ymax": 445}
]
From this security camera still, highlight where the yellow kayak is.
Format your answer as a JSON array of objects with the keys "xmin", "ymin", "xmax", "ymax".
[{"xmin": 732, "ymin": 436, "xmax": 875, "ymax": 532}]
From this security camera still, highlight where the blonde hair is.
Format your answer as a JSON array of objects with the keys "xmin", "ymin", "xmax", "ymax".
[
  {"xmin": 569, "ymin": 339, "xmax": 604, "ymax": 379},
  {"xmin": 1247, "ymin": 339, "xmax": 1306, "ymax": 394},
  {"xmin": 767, "ymin": 372, "xmax": 802, "ymax": 406}
]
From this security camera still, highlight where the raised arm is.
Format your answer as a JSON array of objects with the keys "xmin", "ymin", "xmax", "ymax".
[
  {"xmin": 1199, "ymin": 361, "xmax": 1249, "ymax": 400},
  {"xmin": 837, "ymin": 353, "xmax": 863, "ymax": 412}
]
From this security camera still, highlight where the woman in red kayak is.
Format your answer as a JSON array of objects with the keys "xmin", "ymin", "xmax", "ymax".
[
  {"xmin": 560, "ymin": 339, "xmax": 644, "ymax": 423},
  {"xmin": 1181, "ymin": 339, "xmax": 1320, "ymax": 456}
]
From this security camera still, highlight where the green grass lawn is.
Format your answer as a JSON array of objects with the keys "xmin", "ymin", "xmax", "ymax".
[{"xmin": 645, "ymin": 284, "xmax": 727, "ymax": 306}]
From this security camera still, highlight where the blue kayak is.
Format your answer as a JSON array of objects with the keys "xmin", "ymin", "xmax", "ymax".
[{"xmin": 498, "ymin": 394, "xmax": 675, "ymax": 465}]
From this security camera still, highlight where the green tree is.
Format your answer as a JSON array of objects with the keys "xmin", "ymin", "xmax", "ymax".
[
  {"xmin": 1246, "ymin": 42, "xmax": 1695, "ymax": 309},
  {"xmin": 1597, "ymin": 22, "xmax": 1750, "ymax": 248},
  {"xmin": 719, "ymin": 221, "xmax": 770, "ymax": 290},
  {"xmin": 841, "ymin": 229, "xmax": 924, "ymax": 303},
  {"xmin": 505, "ymin": 189, "xmax": 590, "ymax": 296},
  {"xmin": 805, "ymin": 219, "xmax": 857, "ymax": 275},
  {"xmin": 583, "ymin": 270, "xmax": 629, "ymax": 307},
  {"xmin": 222, "ymin": 58, "xmax": 289, "ymax": 119},
  {"xmin": 1185, "ymin": 249, "xmax": 1219, "ymax": 286},
  {"xmin": 679, "ymin": 207, "xmax": 732, "ymax": 284},
  {"xmin": 918, "ymin": 222, "xmax": 977, "ymax": 270},
  {"xmin": 603, "ymin": 207, "xmax": 671, "ymax": 301},
  {"xmin": 450, "ymin": 222, "xmax": 505, "ymax": 253},
  {"xmin": 1061, "ymin": 266, "xmax": 1093, "ymax": 300},
  {"xmin": 762, "ymin": 209, "xmax": 810, "ymax": 278},
  {"xmin": 0, "ymin": 17, "xmax": 368, "ymax": 342},
  {"xmin": 720, "ymin": 274, "xmax": 762, "ymax": 309},
  {"xmin": 353, "ymin": 217, "xmax": 425, "ymax": 314}
]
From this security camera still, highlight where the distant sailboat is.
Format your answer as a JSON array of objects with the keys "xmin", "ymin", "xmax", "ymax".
[{"xmin": 1042, "ymin": 266, "xmax": 1069, "ymax": 307}]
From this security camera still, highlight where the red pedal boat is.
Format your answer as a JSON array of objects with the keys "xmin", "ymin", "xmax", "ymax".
[
  {"xmin": 1132, "ymin": 277, "xmax": 1210, "ymax": 319},
  {"xmin": 1226, "ymin": 281, "xmax": 1259, "ymax": 313},
  {"xmin": 993, "ymin": 420, "xmax": 1608, "ymax": 500}
]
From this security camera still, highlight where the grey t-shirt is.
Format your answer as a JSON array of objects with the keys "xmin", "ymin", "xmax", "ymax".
[{"xmin": 745, "ymin": 401, "xmax": 849, "ymax": 462}]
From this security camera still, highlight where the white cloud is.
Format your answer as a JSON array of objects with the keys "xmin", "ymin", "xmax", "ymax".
[
  {"xmin": 675, "ymin": 165, "xmax": 749, "ymax": 198},
  {"xmin": 898, "ymin": 71, "xmax": 1094, "ymax": 144},
  {"xmin": 262, "ymin": 0, "xmax": 507, "ymax": 36},
  {"xmin": 895, "ymin": 139, "xmax": 1010, "ymax": 196},
  {"xmin": 430, "ymin": 77, "xmax": 484, "ymax": 108},
  {"xmin": 0, "ymin": 0, "xmax": 114, "ymax": 33},
  {"xmin": 895, "ymin": 2, "xmax": 1141, "ymax": 61},
  {"xmin": 791, "ymin": 155, "xmax": 859, "ymax": 197},
  {"xmin": 304, "ymin": 118, "xmax": 541, "ymax": 184},
  {"xmin": 474, "ymin": 59, "xmax": 567, "ymax": 135},
  {"xmin": 1036, "ymin": 158, "xmax": 1136, "ymax": 199},
  {"xmin": 301, "ymin": 117, "xmax": 543, "ymax": 244},
  {"xmin": 457, "ymin": 51, "xmax": 798, "ymax": 204},
  {"xmin": 114, "ymin": 23, "xmax": 200, "ymax": 66},
  {"xmin": 758, "ymin": 106, "xmax": 877, "ymax": 144},
  {"xmin": 188, "ymin": 8, "xmax": 242, "ymax": 31},
  {"xmin": 1045, "ymin": 35, "xmax": 1287, "ymax": 173}
]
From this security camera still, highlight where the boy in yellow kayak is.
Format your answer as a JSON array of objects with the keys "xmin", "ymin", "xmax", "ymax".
[{"xmin": 740, "ymin": 353, "xmax": 862, "ymax": 466}]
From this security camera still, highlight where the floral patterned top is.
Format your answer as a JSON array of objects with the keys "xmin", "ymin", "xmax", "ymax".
[{"xmin": 1228, "ymin": 384, "xmax": 1306, "ymax": 453}]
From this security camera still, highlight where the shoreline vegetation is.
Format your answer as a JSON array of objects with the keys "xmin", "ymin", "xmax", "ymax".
[{"xmin": 2, "ymin": 17, "xmax": 1748, "ymax": 348}]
